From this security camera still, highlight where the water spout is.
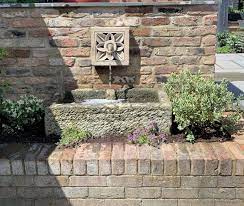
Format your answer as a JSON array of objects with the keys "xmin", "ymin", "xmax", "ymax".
[{"xmin": 109, "ymin": 63, "xmax": 112, "ymax": 88}]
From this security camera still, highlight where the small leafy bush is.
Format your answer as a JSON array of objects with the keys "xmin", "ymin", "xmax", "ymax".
[
  {"xmin": 128, "ymin": 122, "xmax": 167, "ymax": 146},
  {"xmin": 60, "ymin": 127, "xmax": 92, "ymax": 146},
  {"xmin": 217, "ymin": 32, "xmax": 244, "ymax": 53},
  {"xmin": 0, "ymin": 48, "xmax": 7, "ymax": 60},
  {"xmin": 2, "ymin": 95, "xmax": 44, "ymax": 131},
  {"xmin": 165, "ymin": 70, "xmax": 240, "ymax": 142}
]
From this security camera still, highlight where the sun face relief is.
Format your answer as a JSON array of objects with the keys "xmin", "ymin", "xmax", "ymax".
[{"xmin": 91, "ymin": 27, "xmax": 129, "ymax": 66}]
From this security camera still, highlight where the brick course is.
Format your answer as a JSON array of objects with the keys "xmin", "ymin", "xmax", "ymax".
[{"xmin": 0, "ymin": 140, "xmax": 243, "ymax": 206}]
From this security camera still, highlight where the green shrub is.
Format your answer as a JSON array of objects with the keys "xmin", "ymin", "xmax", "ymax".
[
  {"xmin": 2, "ymin": 95, "xmax": 44, "ymax": 131},
  {"xmin": 165, "ymin": 70, "xmax": 240, "ymax": 142},
  {"xmin": 60, "ymin": 127, "xmax": 92, "ymax": 146},
  {"xmin": 216, "ymin": 45, "xmax": 234, "ymax": 54},
  {"xmin": 217, "ymin": 32, "xmax": 244, "ymax": 53},
  {"xmin": 0, "ymin": 48, "xmax": 7, "ymax": 60}
]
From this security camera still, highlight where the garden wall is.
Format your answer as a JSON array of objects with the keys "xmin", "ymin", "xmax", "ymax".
[
  {"xmin": 0, "ymin": 141, "xmax": 243, "ymax": 206},
  {"xmin": 0, "ymin": 1, "xmax": 217, "ymax": 103}
]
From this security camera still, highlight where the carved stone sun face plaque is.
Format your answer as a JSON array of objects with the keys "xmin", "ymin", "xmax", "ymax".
[{"xmin": 91, "ymin": 27, "xmax": 129, "ymax": 66}]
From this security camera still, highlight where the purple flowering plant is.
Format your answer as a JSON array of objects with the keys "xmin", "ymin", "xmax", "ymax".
[{"xmin": 128, "ymin": 121, "xmax": 167, "ymax": 146}]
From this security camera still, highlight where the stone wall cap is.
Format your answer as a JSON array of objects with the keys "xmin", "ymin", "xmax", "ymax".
[{"xmin": 0, "ymin": 1, "xmax": 218, "ymax": 8}]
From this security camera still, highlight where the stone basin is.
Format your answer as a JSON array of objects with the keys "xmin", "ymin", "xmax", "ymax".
[{"xmin": 45, "ymin": 88, "xmax": 172, "ymax": 137}]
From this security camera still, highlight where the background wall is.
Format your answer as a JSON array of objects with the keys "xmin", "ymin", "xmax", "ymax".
[{"xmin": 0, "ymin": 4, "xmax": 217, "ymax": 103}]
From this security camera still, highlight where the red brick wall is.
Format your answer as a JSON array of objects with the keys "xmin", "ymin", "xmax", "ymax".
[{"xmin": 0, "ymin": 4, "xmax": 218, "ymax": 103}]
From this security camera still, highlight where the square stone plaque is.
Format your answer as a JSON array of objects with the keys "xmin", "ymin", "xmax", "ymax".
[{"xmin": 91, "ymin": 27, "xmax": 130, "ymax": 66}]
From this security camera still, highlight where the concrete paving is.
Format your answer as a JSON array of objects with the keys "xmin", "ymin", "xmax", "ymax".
[
  {"xmin": 215, "ymin": 53, "xmax": 244, "ymax": 81},
  {"xmin": 215, "ymin": 53, "xmax": 244, "ymax": 110}
]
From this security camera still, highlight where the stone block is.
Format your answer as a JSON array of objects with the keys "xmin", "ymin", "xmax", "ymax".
[
  {"xmin": 142, "ymin": 199, "xmax": 177, "ymax": 206},
  {"xmin": 176, "ymin": 144, "xmax": 191, "ymax": 175},
  {"xmin": 112, "ymin": 143, "xmax": 125, "ymax": 175},
  {"xmin": 107, "ymin": 175, "xmax": 142, "ymax": 187},
  {"xmin": 181, "ymin": 176, "xmax": 217, "ymax": 188},
  {"xmin": 104, "ymin": 199, "xmax": 140, "ymax": 206},
  {"xmin": 126, "ymin": 187, "xmax": 161, "ymax": 199},
  {"xmin": 178, "ymin": 199, "xmax": 214, "ymax": 206},
  {"xmin": 161, "ymin": 144, "xmax": 177, "ymax": 175},
  {"xmin": 124, "ymin": 144, "xmax": 138, "ymax": 175},
  {"xmin": 89, "ymin": 187, "xmax": 124, "ymax": 199},
  {"xmin": 69, "ymin": 176, "xmax": 107, "ymax": 187},
  {"xmin": 162, "ymin": 188, "xmax": 199, "ymax": 199},
  {"xmin": 143, "ymin": 176, "xmax": 180, "ymax": 187},
  {"xmin": 54, "ymin": 187, "xmax": 88, "ymax": 198},
  {"xmin": 0, "ymin": 159, "xmax": 11, "ymax": 175},
  {"xmin": 198, "ymin": 188, "xmax": 235, "ymax": 199}
]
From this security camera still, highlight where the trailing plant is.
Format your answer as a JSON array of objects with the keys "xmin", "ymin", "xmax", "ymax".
[
  {"xmin": 128, "ymin": 122, "xmax": 167, "ymax": 146},
  {"xmin": 2, "ymin": 95, "xmax": 44, "ymax": 132},
  {"xmin": 164, "ymin": 70, "xmax": 240, "ymax": 143},
  {"xmin": 59, "ymin": 127, "xmax": 92, "ymax": 146}
]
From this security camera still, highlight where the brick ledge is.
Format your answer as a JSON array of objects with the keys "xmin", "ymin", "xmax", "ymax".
[{"xmin": 0, "ymin": 137, "xmax": 243, "ymax": 176}]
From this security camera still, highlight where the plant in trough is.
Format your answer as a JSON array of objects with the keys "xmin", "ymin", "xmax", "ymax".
[
  {"xmin": 60, "ymin": 127, "xmax": 92, "ymax": 146},
  {"xmin": 164, "ymin": 70, "xmax": 240, "ymax": 143},
  {"xmin": 128, "ymin": 122, "xmax": 167, "ymax": 146}
]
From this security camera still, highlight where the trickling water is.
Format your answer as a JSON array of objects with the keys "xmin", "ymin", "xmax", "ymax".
[{"xmin": 109, "ymin": 63, "xmax": 112, "ymax": 88}]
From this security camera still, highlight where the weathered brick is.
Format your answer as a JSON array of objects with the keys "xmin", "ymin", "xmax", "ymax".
[
  {"xmin": 162, "ymin": 188, "xmax": 198, "ymax": 199},
  {"xmin": 143, "ymin": 38, "xmax": 171, "ymax": 47},
  {"xmin": 73, "ymin": 144, "xmax": 86, "ymax": 175},
  {"xmin": 172, "ymin": 16, "xmax": 200, "ymax": 26},
  {"xmin": 214, "ymin": 200, "xmax": 244, "ymax": 206},
  {"xmin": 198, "ymin": 188, "xmax": 235, "ymax": 199},
  {"xmin": 201, "ymin": 55, "xmax": 216, "ymax": 65},
  {"xmin": 77, "ymin": 58, "xmax": 92, "ymax": 67},
  {"xmin": 86, "ymin": 143, "xmax": 100, "ymax": 175},
  {"xmin": 223, "ymin": 142, "xmax": 244, "ymax": 175},
  {"xmin": 187, "ymin": 143, "xmax": 205, "ymax": 175},
  {"xmin": 11, "ymin": 18, "xmax": 45, "ymax": 28},
  {"xmin": 54, "ymin": 187, "xmax": 88, "ymax": 198},
  {"xmin": 142, "ymin": 17, "xmax": 170, "ymax": 26},
  {"xmin": 99, "ymin": 142, "xmax": 112, "ymax": 175},
  {"xmin": 211, "ymin": 143, "xmax": 233, "ymax": 175},
  {"xmin": 178, "ymin": 199, "xmax": 214, "ymax": 206},
  {"xmin": 107, "ymin": 175, "xmax": 142, "ymax": 187},
  {"xmin": 203, "ymin": 14, "xmax": 217, "ymax": 25},
  {"xmin": 131, "ymin": 27, "xmax": 151, "ymax": 37},
  {"xmin": 236, "ymin": 188, "xmax": 244, "ymax": 199},
  {"xmin": 11, "ymin": 160, "xmax": 24, "ymax": 175},
  {"xmin": 61, "ymin": 48, "xmax": 90, "ymax": 57},
  {"xmin": 181, "ymin": 176, "xmax": 217, "ymax": 188},
  {"xmin": 218, "ymin": 176, "xmax": 244, "ymax": 188},
  {"xmin": 0, "ymin": 187, "xmax": 16, "ymax": 198},
  {"xmin": 202, "ymin": 35, "xmax": 216, "ymax": 46},
  {"xmin": 89, "ymin": 187, "xmax": 124, "ymax": 199},
  {"xmin": 69, "ymin": 199, "xmax": 104, "ymax": 206},
  {"xmin": 48, "ymin": 148, "xmax": 62, "ymax": 175},
  {"xmin": 126, "ymin": 187, "xmax": 161, "ymax": 199},
  {"xmin": 17, "ymin": 187, "xmax": 53, "ymax": 199},
  {"xmin": 143, "ymin": 176, "xmax": 180, "ymax": 187},
  {"xmin": 141, "ymin": 57, "xmax": 167, "ymax": 66},
  {"xmin": 172, "ymin": 37, "xmax": 201, "ymax": 47},
  {"xmin": 0, "ymin": 159, "xmax": 11, "ymax": 175},
  {"xmin": 60, "ymin": 148, "xmax": 75, "ymax": 175},
  {"xmin": 124, "ymin": 144, "xmax": 138, "ymax": 175},
  {"xmin": 34, "ymin": 176, "xmax": 69, "ymax": 187},
  {"xmin": 176, "ymin": 144, "xmax": 191, "ymax": 175},
  {"xmin": 200, "ymin": 143, "xmax": 218, "ymax": 175},
  {"xmin": 111, "ymin": 143, "xmax": 124, "ymax": 175},
  {"xmin": 138, "ymin": 145, "xmax": 151, "ymax": 174},
  {"xmin": 151, "ymin": 146, "xmax": 163, "ymax": 175},
  {"xmin": 49, "ymin": 38, "xmax": 79, "ymax": 48},
  {"xmin": 69, "ymin": 176, "xmax": 107, "ymax": 186},
  {"xmin": 105, "ymin": 199, "xmax": 140, "ymax": 206},
  {"xmin": 142, "ymin": 199, "xmax": 177, "ymax": 206},
  {"xmin": 161, "ymin": 144, "xmax": 177, "ymax": 175}
]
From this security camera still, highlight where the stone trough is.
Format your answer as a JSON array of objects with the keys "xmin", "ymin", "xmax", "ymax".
[{"xmin": 45, "ymin": 88, "xmax": 172, "ymax": 137}]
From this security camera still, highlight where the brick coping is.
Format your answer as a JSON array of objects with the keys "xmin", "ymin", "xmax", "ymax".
[
  {"xmin": 0, "ymin": 134, "xmax": 243, "ymax": 176},
  {"xmin": 0, "ymin": 1, "xmax": 217, "ymax": 8}
]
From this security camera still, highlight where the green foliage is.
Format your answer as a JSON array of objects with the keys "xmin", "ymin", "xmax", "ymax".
[
  {"xmin": 59, "ymin": 127, "xmax": 92, "ymax": 146},
  {"xmin": 2, "ymin": 95, "xmax": 44, "ymax": 131},
  {"xmin": 0, "ymin": 48, "xmax": 7, "ymax": 60},
  {"xmin": 217, "ymin": 32, "xmax": 244, "ymax": 53},
  {"xmin": 165, "ymin": 70, "xmax": 240, "ymax": 142},
  {"xmin": 216, "ymin": 45, "xmax": 234, "ymax": 54}
]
